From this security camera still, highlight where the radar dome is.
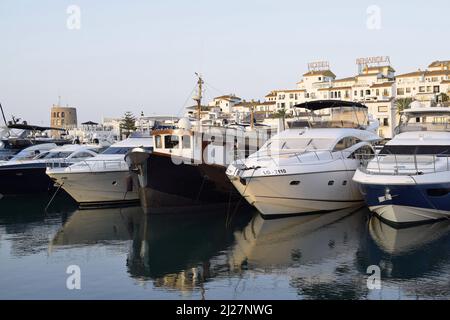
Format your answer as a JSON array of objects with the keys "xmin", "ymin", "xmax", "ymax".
[{"xmin": 178, "ymin": 117, "xmax": 192, "ymax": 130}]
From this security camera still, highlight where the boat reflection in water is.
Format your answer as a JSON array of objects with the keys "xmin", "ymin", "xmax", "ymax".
[
  {"xmin": 230, "ymin": 206, "xmax": 365, "ymax": 270},
  {"xmin": 49, "ymin": 205, "xmax": 253, "ymax": 295},
  {"xmin": 356, "ymin": 216, "xmax": 450, "ymax": 299},
  {"xmin": 46, "ymin": 203, "xmax": 450, "ymax": 299}
]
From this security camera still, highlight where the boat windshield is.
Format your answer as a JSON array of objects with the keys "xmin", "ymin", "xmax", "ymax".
[
  {"xmin": 379, "ymin": 145, "xmax": 450, "ymax": 155},
  {"xmin": 308, "ymin": 106, "xmax": 369, "ymax": 129},
  {"xmin": 102, "ymin": 146, "xmax": 152, "ymax": 155},
  {"xmin": 396, "ymin": 112, "xmax": 450, "ymax": 133},
  {"xmin": 10, "ymin": 149, "xmax": 42, "ymax": 161},
  {"xmin": 43, "ymin": 151, "xmax": 73, "ymax": 159},
  {"xmin": 261, "ymin": 138, "xmax": 335, "ymax": 153}
]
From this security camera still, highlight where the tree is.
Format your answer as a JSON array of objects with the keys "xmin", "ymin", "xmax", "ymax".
[
  {"xmin": 395, "ymin": 97, "xmax": 413, "ymax": 114},
  {"xmin": 437, "ymin": 93, "xmax": 449, "ymax": 103},
  {"xmin": 120, "ymin": 111, "xmax": 137, "ymax": 138}
]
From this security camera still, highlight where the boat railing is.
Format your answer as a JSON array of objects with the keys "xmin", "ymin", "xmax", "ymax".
[
  {"xmin": 46, "ymin": 158, "xmax": 127, "ymax": 172},
  {"xmin": 245, "ymin": 149, "xmax": 355, "ymax": 167},
  {"xmin": 357, "ymin": 153, "xmax": 450, "ymax": 175},
  {"xmin": 395, "ymin": 122, "xmax": 450, "ymax": 134}
]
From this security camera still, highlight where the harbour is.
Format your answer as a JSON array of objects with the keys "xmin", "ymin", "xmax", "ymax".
[
  {"xmin": 1, "ymin": 1, "xmax": 450, "ymax": 304},
  {"xmin": 2, "ymin": 195, "xmax": 450, "ymax": 300}
]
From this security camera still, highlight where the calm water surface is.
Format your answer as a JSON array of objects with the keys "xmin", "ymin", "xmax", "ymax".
[{"xmin": 1, "ymin": 194, "xmax": 450, "ymax": 300}]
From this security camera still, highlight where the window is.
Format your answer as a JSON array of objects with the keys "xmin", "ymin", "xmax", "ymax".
[
  {"xmin": 182, "ymin": 135, "xmax": 191, "ymax": 149},
  {"xmin": 164, "ymin": 135, "xmax": 180, "ymax": 149},
  {"xmin": 378, "ymin": 106, "xmax": 388, "ymax": 113},
  {"xmin": 289, "ymin": 94, "xmax": 294, "ymax": 99},
  {"xmin": 406, "ymin": 87, "xmax": 411, "ymax": 93},
  {"xmin": 397, "ymin": 88, "xmax": 405, "ymax": 95},
  {"xmin": 366, "ymin": 89, "xmax": 371, "ymax": 95},
  {"xmin": 434, "ymin": 86, "xmax": 440, "ymax": 93},
  {"xmin": 383, "ymin": 118, "xmax": 389, "ymax": 126},
  {"xmin": 333, "ymin": 137, "xmax": 361, "ymax": 152},
  {"xmin": 318, "ymin": 77, "xmax": 322, "ymax": 81},
  {"xmin": 61, "ymin": 119, "xmax": 65, "ymax": 125},
  {"xmin": 155, "ymin": 135, "xmax": 162, "ymax": 148},
  {"xmin": 376, "ymin": 89, "xmax": 380, "ymax": 96},
  {"xmin": 349, "ymin": 145, "xmax": 374, "ymax": 159},
  {"xmin": 427, "ymin": 188, "xmax": 450, "ymax": 197},
  {"xmin": 360, "ymin": 90, "xmax": 364, "ymax": 97},
  {"xmin": 61, "ymin": 112, "xmax": 65, "ymax": 118},
  {"xmin": 354, "ymin": 90, "xmax": 357, "ymax": 96},
  {"xmin": 72, "ymin": 152, "xmax": 94, "ymax": 159},
  {"xmin": 383, "ymin": 89, "xmax": 389, "ymax": 96}
]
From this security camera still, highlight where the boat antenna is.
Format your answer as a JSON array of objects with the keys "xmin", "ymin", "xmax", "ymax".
[{"xmin": 0, "ymin": 102, "xmax": 8, "ymax": 126}]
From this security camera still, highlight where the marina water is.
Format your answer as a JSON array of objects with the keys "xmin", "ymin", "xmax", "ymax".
[{"xmin": 1, "ymin": 194, "xmax": 450, "ymax": 300}]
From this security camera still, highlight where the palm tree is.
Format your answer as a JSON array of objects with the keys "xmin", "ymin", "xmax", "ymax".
[{"xmin": 395, "ymin": 97, "xmax": 413, "ymax": 115}]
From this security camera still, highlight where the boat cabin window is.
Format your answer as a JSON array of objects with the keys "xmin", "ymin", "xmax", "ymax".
[
  {"xmin": 102, "ymin": 147, "xmax": 133, "ymax": 155},
  {"xmin": 333, "ymin": 137, "xmax": 361, "ymax": 152},
  {"xmin": 43, "ymin": 151, "xmax": 73, "ymax": 159},
  {"xmin": 71, "ymin": 151, "xmax": 95, "ymax": 159},
  {"xmin": 164, "ymin": 135, "xmax": 180, "ymax": 149},
  {"xmin": 349, "ymin": 145, "xmax": 374, "ymax": 159},
  {"xmin": 380, "ymin": 145, "xmax": 450, "ymax": 155},
  {"xmin": 182, "ymin": 135, "xmax": 191, "ymax": 149},
  {"xmin": 155, "ymin": 135, "xmax": 162, "ymax": 149}
]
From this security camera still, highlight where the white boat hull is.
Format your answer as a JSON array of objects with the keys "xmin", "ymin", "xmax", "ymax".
[
  {"xmin": 230, "ymin": 171, "xmax": 364, "ymax": 217},
  {"xmin": 48, "ymin": 170, "xmax": 139, "ymax": 205}
]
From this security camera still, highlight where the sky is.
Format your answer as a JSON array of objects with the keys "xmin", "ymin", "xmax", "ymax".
[{"xmin": 0, "ymin": 0, "xmax": 449, "ymax": 125}]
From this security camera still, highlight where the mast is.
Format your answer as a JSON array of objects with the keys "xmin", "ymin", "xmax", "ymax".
[
  {"xmin": 0, "ymin": 103, "xmax": 8, "ymax": 126},
  {"xmin": 194, "ymin": 73, "xmax": 204, "ymax": 130},
  {"xmin": 250, "ymin": 100, "xmax": 255, "ymax": 130}
]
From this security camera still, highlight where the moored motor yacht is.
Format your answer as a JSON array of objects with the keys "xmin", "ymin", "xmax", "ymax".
[
  {"xmin": 47, "ymin": 133, "xmax": 153, "ymax": 207},
  {"xmin": 226, "ymin": 100, "xmax": 380, "ymax": 218},
  {"xmin": 0, "ymin": 123, "xmax": 71, "ymax": 161},
  {"xmin": 353, "ymin": 105, "xmax": 450, "ymax": 226},
  {"xmin": 0, "ymin": 144, "xmax": 103, "ymax": 196}
]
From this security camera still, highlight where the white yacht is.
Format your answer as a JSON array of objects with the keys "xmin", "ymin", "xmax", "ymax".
[
  {"xmin": 47, "ymin": 133, "xmax": 153, "ymax": 207},
  {"xmin": 226, "ymin": 100, "xmax": 380, "ymax": 218},
  {"xmin": 0, "ymin": 144, "xmax": 102, "ymax": 196},
  {"xmin": 353, "ymin": 105, "xmax": 450, "ymax": 226}
]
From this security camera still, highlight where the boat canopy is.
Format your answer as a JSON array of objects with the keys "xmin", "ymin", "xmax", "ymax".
[{"xmin": 292, "ymin": 100, "xmax": 370, "ymax": 129}]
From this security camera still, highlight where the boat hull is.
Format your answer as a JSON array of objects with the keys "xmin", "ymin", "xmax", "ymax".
[
  {"xmin": 136, "ymin": 152, "xmax": 239, "ymax": 213},
  {"xmin": 229, "ymin": 170, "xmax": 364, "ymax": 217},
  {"xmin": 48, "ymin": 170, "xmax": 139, "ymax": 206},
  {"xmin": 0, "ymin": 165, "xmax": 55, "ymax": 195},
  {"xmin": 361, "ymin": 182, "xmax": 450, "ymax": 226}
]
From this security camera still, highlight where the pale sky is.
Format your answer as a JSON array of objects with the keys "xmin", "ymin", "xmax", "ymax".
[{"xmin": 1, "ymin": 0, "xmax": 449, "ymax": 125}]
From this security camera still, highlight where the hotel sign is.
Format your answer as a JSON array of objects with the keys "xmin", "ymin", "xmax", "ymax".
[{"xmin": 308, "ymin": 61, "xmax": 330, "ymax": 71}]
